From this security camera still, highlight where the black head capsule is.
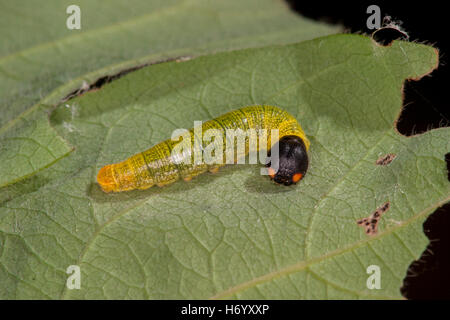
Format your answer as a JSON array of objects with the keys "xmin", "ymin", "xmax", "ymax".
[{"xmin": 266, "ymin": 135, "xmax": 309, "ymax": 186}]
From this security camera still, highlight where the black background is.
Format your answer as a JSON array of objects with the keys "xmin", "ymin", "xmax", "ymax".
[{"xmin": 286, "ymin": 0, "xmax": 450, "ymax": 299}]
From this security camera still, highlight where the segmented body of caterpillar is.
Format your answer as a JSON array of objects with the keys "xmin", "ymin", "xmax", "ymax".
[{"xmin": 97, "ymin": 105, "xmax": 309, "ymax": 192}]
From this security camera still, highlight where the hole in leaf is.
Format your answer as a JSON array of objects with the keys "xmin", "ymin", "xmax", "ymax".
[
  {"xmin": 62, "ymin": 65, "xmax": 145, "ymax": 102},
  {"xmin": 61, "ymin": 56, "xmax": 191, "ymax": 102},
  {"xmin": 371, "ymin": 26, "xmax": 408, "ymax": 46}
]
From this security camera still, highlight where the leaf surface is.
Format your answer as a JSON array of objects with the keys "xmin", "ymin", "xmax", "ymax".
[{"xmin": 0, "ymin": 34, "xmax": 447, "ymax": 299}]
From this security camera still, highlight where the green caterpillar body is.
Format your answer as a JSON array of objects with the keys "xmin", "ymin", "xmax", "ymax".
[{"xmin": 97, "ymin": 105, "xmax": 309, "ymax": 192}]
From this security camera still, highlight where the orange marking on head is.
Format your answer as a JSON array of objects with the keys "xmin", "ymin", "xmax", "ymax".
[
  {"xmin": 97, "ymin": 165, "xmax": 117, "ymax": 193},
  {"xmin": 292, "ymin": 173, "xmax": 303, "ymax": 183},
  {"xmin": 268, "ymin": 167, "xmax": 276, "ymax": 178}
]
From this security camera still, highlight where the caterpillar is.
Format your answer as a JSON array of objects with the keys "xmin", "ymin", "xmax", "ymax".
[{"xmin": 97, "ymin": 105, "xmax": 310, "ymax": 192}]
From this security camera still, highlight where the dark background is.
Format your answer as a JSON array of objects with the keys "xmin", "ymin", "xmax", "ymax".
[{"xmin": 286, "ymin": 1, "xmax": 450, "ymax": 299}]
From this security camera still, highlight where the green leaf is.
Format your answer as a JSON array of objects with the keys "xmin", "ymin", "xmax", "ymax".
[
  {"xmin": 0, "ymin": 106, "xmax": 73, "ymax": 189},
  {"xmin": 0, "ymin": 0, "xmax": 339, "ymax": 189},
  {"xmin": 1, "ymin": 34, "xmax": 448, "ymax": 299}
]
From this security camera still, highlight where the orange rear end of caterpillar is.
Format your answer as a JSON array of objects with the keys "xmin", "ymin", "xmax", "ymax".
[
  {"xmin": 97, "ymin": 164, "xmax": 117, "ymax": 193},
  {"xmin": 97, "ymin": 156, "xmax": 155, "ymax": 193}
]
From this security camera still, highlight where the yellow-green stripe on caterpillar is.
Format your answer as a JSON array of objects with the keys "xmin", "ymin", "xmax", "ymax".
[{"xmin": 97, "ymin": 105, "xmax": 310, "ymax": 192}]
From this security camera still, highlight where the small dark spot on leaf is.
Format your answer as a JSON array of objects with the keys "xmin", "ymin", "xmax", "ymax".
[
  {"xmin": 376, "ymin": 153, "xmax": 397, "ymax": 166},
  {"xmin": 381, "ymin": 202, "xmax": 391, "ymax": 212},
  {"xmin": 357, "ymin": 201, "xmax": 391, "ymax": 236}
]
